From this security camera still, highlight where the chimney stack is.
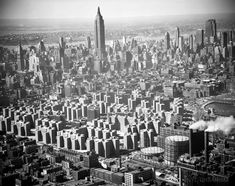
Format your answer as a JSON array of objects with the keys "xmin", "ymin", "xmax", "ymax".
[
  {"xmin": 204, "ymin": 131, "xmax": 209, "ymax": 163},
  {"xmin": 189, "ymin": 129, "xmax": 193, "ymax": 157},
  {"xmin": 119, "ymin": 156, "xmax": 122, "ymax": 168}
]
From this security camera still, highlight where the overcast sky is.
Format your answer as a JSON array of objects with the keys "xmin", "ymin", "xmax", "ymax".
[{"xmin": 0, "ymin": 0, "xmax": 234, "ymax": 19}]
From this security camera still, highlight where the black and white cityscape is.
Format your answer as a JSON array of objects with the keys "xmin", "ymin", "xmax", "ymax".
[{"xmin": 0, "ymin": 0, "xmax": 235, "ymax": 185}]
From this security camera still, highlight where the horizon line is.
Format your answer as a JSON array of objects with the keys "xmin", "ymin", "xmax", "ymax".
[{"xmin": 0, "ymin": 12, "xmax": 234, "ymax": 21}]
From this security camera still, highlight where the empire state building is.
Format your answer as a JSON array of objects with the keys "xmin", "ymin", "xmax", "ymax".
[{"xmin": 94, "ymin": 7, "xmax": 105, "ymax": 59}]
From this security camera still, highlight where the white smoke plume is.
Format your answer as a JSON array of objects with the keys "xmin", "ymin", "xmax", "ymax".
[{"xmin": 189, "ymin": 116, "xmax": 235, "ymax": 135}]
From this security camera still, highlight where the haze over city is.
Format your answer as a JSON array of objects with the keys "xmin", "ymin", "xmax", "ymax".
[{"xmin": 1, "ymin": 0, "xmax": 235, "ymax": 20}]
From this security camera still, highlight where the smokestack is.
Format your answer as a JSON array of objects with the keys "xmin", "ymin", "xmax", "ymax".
[
  {"xmin": 204, "ymin": 131, "xmax": 209, "ymax": 163},
  {"xmin": 189, "ymin": 129, "xmax": 193, "ymax": 157}
]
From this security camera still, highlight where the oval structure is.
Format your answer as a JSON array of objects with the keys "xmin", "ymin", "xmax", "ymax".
[
  {"xmin": 141, "ymin": 146, "xmax": 164, "ymax": 156},
  {"xmin": 204, "ymin": 102, "xmax": 235, "ymax": 117}
]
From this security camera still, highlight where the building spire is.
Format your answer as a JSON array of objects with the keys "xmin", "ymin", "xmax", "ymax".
[{"xmin": 97, "ymin": 6, "xmax": 101, "ymax": 15}]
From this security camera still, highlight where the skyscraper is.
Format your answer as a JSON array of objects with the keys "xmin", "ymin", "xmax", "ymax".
[
  {"xmin": 205, "ymin": 19, "xmax": 217, "ymax": 43},
  {"xmin": 59, "ymin": 37, "xmax": 65, "ymax": 69},
  {"xmin": 16, "ymin": 41, "xmax": 24, "ymax": 71},
  {"xmin": 123, "ymin": 36, "xmax": 127, "ymax": 45},
  {"xmin": 94, "ymin": 7, "xmax": 105, "ymax": 59},
  {"xmin": 228, "ymin": 30, "xmax": 234, "ymax": 43},
  {"xmin": 221, "ymin": 32, "xmax": 228, "ymax": 48},
  {"xmin": 87, "ymin": 36, "xmax": 91, "ymax": 49},
  {"xmin": 175, "ymin": 27, "xmax": 180, "ymax": 47},
  {"xmin": 38, "ymin": 40, "xmax": 46, "ymax": 52},
  {"xmin": 228, "ymin": 41, "xmax": 235, "ymax": 60},
  {"xmin": 195, "ymin": 29, "xmax": 204, "ymax": 49},
  {"xmin": 189, "ymin": 35, "xmax": 194, "ymax": 51},
  {"xmin": 179, "ymin": 36, "xmax": 184, "ymax": 52},
  {"xmin": 165, "ymin": 32, "xmax": 170, "ymax": 50}
]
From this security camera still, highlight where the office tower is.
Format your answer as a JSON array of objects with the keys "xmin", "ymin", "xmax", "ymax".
[
  {"xmin": 165, "ymin": 32, "xmax": 170, "ymax": 50},
  {"xmin": 222, "ymin": 47, "xmax": 229, "ymax": 59},
  {"xmin": 205, "ymin": 19, "xmax": 217, "ymax": 43},
  {"xmin": 189, "ymin": 35, "xmax": 194, "ymax": 51},
  {"xmin": 123, "ymin": 36, "xmax": 127, "ymax": 45},
  {"xmin": 221, "ymin": 32, "xmax": 228, "ymax": 48},
  {"xmin": 228, "ymin": 41, "xmax": 235, "ymax": 60},
  {"xmin": 228, "ymin": 30, "xmax": 234, "ymax": 42},
  {"xmin": 94, "ymin": 7, "xmax": 105, "ymax": 59},
  {"xmin": 131, "ymin": 38, "xmax": 137, "ymax": 49},
  {"xmin": 16, "ymin": 41, "xmax": 24, "ymax": 71},
  {"xmin": 87, "ymin": 36, "xmax": 91, "ymax": 49},
  {"xmin": 179, "ymin": 36, "xmax": 184, "ymax": 52},
  {"xmin": 59, "ymin": 37, "xmax": 65, "ymax": 69},
  {"xmin": 195, "ymin": 29, "xmax": 204, "ymax": 49},
  {"xmin": 175, "ymin": 27, "xmax": 180, "ymax": 47},
  {"xmin": 39, "ymin": 40, "xmax": 46, "ymax": 52}
]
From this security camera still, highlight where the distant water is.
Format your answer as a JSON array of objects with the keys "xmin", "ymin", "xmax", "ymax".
[
  {"xmin": 1, "ymin": 12, "xmax": 235, "ymax": 36},
  {"xmin": 0, "ymin": 18, "xmax": 93, "ymax": 36},
  {"xmin": 1, "ymin": 13, "xmax": 235, "ymax": 48}
]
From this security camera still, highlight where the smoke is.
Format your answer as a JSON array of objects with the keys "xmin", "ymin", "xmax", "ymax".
[
  {"xmin": 189, "ymin": 120, "xmax": 208, "ymax": 130},
  {"xmin": 189, "ymin": 116, "xmax": 235, "ymax": 135}
]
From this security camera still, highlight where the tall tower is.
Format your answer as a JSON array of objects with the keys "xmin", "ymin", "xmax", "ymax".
[
  {"xmin": 16, "ymin": 41, "xmax": 24, "ymax": 71},
  {"xmin": 165, "ymin": 32, "xmax": 170, "ymax": 50},
  {"xmin": 59, "ymin": 37, "xmax": 65, "ymax": 69},
  {"xmin": 205, "ymin": 19, "xmax": 217, "ymax": 43},
  {"xmin": 87, "ymin": 36, "xmax": 91, "ymax": 49},
  {"xmin": 179, "ymin": 36, "xmax": 184, "ymax": 52},
  {"xmin": 195, "ymin": 29, "xmax": 204, "ymax": 49},
  {"xmin": 94, "ymin": 7, "xmax": 105, "ymax": 59},
  {"xmin": 189, "ymin": 34, "xmax": 194, "ymax": 51},
  {"xmin": 221, "ymin": 32, "xmax": 228, "ymax": 48},
  {"xmin": 39, "ymin": 40, "xmax": 46, "ymax": 52},
  {"xmin": 175, "ymin": 27, "xmax": 180, "ymax": 47}
]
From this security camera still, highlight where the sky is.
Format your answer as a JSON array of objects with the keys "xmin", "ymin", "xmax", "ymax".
[{"xmin": 0, "ymin": 0, "xmax": 234, "ymax": 19}]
